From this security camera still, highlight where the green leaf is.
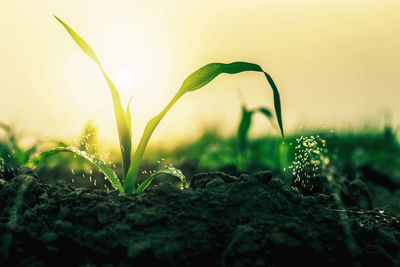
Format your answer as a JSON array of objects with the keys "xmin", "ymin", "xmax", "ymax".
[
  {"xmin": 54, "ymin": 16, "xmax": 100, "ymax": 65},
  {"xmin": 27, "ymin": 147, "xmax": 124, "ymax": 193},
  {"xmin": 126, "ymin": 96, "xmax": 133, "ymax": 139},
  {"xmin": 255, "ymin": 106, "xmax": 279, "ymax": 133},
  {"xmin": 0, "ymin": 122, "xmax": 12, "ymax": 136},
  {"xmin": 0, "ymin": 122, "xmax": 32, "ymax": 164},
  {"xmin": 178, "ymin": 62, "xmax": 262, "ymax": 95},
  {"xmin": 257, "ymin": 107, "xmax": 272, "ymax": 118},
  {"xmin": 55, "ymin": 16, "xmax": 132, "ymax": 180},
  {"xmin": 263, "ymin": 72, "xmax": 284, "ymax": 137},
  {"xmin": 0, "ymin": 122, "xmax": 17, "ymax": 148},
  {"xmin": 136, "ymin": 166, "xmax": 186, "ymax": 194},
  {"xmin": 24, "ymin": 145, "xmax": 38, "ymax": 161},
  {"xmin": 124, "ymin": 61, "xmax": 284, "ymax": 193},
  {"xmin": 238, "ymin": 106, "xmax": 253, "ymax": 154}
]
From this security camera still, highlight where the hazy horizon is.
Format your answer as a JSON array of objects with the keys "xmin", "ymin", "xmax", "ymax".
[{"xmin": 1, "ymin": 0, "xmax": 399, "ymax": 146}]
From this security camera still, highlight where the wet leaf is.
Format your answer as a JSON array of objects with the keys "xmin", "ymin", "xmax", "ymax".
[
  {"xmin": 55, "ymin": 16, "xmax": 132, "ymax": 179},
  {"xmin": 27, "ymin": 147, "xmax": 123, "ymax": 193},
  {"xmin": 136, "ymin": 166, "xmax": 186, "ymax": 194}
]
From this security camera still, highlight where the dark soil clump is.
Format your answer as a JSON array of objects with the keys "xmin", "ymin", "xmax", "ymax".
[{"xmin": 1, "ymin": 168, "xmax": 400, "ymax": 266}]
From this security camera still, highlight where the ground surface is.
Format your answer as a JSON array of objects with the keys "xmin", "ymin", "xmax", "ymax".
[{"xmin": 1, "ymin": 167, "xmax": 400, "ymax": 266}]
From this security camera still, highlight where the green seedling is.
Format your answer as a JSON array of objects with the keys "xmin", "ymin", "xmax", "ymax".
[
  {"xmin": 236, "ymin": 90, "xmax": 280, "ymax": 168},
  {"xmin": 28, "ymin": 16, "xmax": 284, "ymax": 194},
  {"xmin": 0, "ymin": 121, "xmax": 94, "ymax": 173},
  {"xmin": 31, "ymin": 120, "xmax": 99, "ymax": 172},
  {"xmin": 237, "ymin": 105, "xmax": 275, "ymax": 162},
  {"xmin": 0, "ymin": 122, "xmax": 37, "ymax": 169}
]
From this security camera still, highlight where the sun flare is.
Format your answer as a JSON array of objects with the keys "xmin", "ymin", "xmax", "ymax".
[{"xmin": 112, "ymin": 69, "xmax": 135, "ymax": 92}]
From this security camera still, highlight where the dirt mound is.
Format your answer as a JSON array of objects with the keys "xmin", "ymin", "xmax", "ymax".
[{"xmin": 1, "ymin": 168, "xmax": 400, "ymax": 266}]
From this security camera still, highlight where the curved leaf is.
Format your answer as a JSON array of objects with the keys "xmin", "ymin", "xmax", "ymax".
[
  {"xmin": 255, "ymin": 106, "xmax": 278, "ymax": 132},
  {"xmin": 27, "ymin": 147, "xmax": 123, "ymax": 193},
  {"xmin": 178, "ymin": 62, "xmax": 262, "ymax": 94},
  {"xmin": 136, "ymin": 166, "xmax": 186, "ymax": 194},
  {"xmin": 257, "ymin": 107, "xmax": 272, "ymax": 118},
  {"xmin": 55, "ymin": 16, "xmax": 132, "ymax": 180},
  {"xmin": 263, "ymin": 72, "xmax": 283, "ymax": 137},
  {"xmin": 125, "ymin": 61, "xmax": 284, "ymax": 193}
]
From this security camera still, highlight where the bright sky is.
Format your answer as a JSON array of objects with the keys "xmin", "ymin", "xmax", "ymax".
[{"xmin": 1, "ymin": 0, "xmax": 399, "ymax": 146}]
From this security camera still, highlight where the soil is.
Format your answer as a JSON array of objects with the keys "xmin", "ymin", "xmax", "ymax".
[{"xmin": 1, "ymin": 167, "xmax": 400, "ymax": 266}]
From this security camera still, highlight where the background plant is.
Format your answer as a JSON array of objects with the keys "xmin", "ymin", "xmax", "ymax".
[
  {"xmin": 0, "ymin": 122, "xmax": 37, "ymax": 172},
  {"xmin": 0, "ymin": 120, "xmax": 97, "ymax": 179},
  {"xmin": 237, "ymin": 101, "xmax": 276, "ymax": 167},
  {"xmin": 28, "ymin": 16, "xmax": 284, "ymax": 194}
]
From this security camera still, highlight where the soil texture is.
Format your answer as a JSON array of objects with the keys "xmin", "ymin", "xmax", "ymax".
[{"xmin": 1, "ymin": 167, "xmax": 400, "ymax": 266}]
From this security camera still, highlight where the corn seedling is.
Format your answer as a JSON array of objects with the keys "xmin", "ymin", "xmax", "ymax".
[
  {"xmin": 236, "ymin": 91, "xmax": 280, "ymax": 168},
  {"xmin": 237, "ymin": 106, "xmax": 274, "ymax": 163},
  {"xmin": 28, "ymin": 16, "xmax": 284, "ymax": 194},
  {"xmin": 0, "ymin": 122, "xmax": 37, "ymax": 169}
]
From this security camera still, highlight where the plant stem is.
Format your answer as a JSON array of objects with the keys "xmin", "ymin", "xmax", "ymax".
[
  {"xmin": 100, "ymin": 67, "xmax": 132, "ymax": 180},
  {"xmin": 124, "ymin": 92, "xmax": 183, "ymax": 193}
]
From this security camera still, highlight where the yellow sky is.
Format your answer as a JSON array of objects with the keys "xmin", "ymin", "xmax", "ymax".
[{"xmin": 1, "ymin": 0, "xmax": 399, "ymax": 146}]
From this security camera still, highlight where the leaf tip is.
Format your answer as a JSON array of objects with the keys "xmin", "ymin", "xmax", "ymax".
[{"xmin": 127, "ymin": 96, "xmax": 133, "ymax": 108}]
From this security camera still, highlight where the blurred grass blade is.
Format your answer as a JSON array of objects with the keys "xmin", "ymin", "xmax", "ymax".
[
  {"xmin": 79, "ymin": 120, "xmax": 97, "ymax": 153},
  {"xmin": 27, "ymin": 147, "xmax": 124, "ymax": 193},
  {"xmin": 0, "ymin": 122, "xmax": 17, "ymax": 147},
  {"xmin": 0, "ymin": 122, "xmax": 12, "ymax": 137},
  {"xmin": 256, "ymin": 107, "xmax": 279, "ymax": 132},
  {"xmin": 238, "ymin": 106, "xmax": 253, "ymax": 154},
  {"xmin": 136, "ymin": 166, "xmax": 186, "ymax": 194},
  {"xmin": 0, "ymin": 122, "xmax": 35, "ymax": 164},
  {"xmin": 237, "ymin": 106, "xmax": 277, "ymax": 168},
  {"xmin": 124, "ymin": 61, "xmax": 284, "ymax": 193},
  {"xmin": 24, "ymin": 145, "xmax": 38, "ymax": 161},
  {"xmin": 257, "ymin": 107, "xmax": 272, "ymax": 118},
  {"xmin": 51, "ymin": 140, "xmax": 69, "ymax": 147},
  {"xmin": 55, "ymin": 16, "xmax": 132, "ymax": 180}
]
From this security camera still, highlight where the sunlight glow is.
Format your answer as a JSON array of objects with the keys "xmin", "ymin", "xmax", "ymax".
[{"xmin": 112, "ymin": 69, "xmax": 135, "ymax": 92}]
